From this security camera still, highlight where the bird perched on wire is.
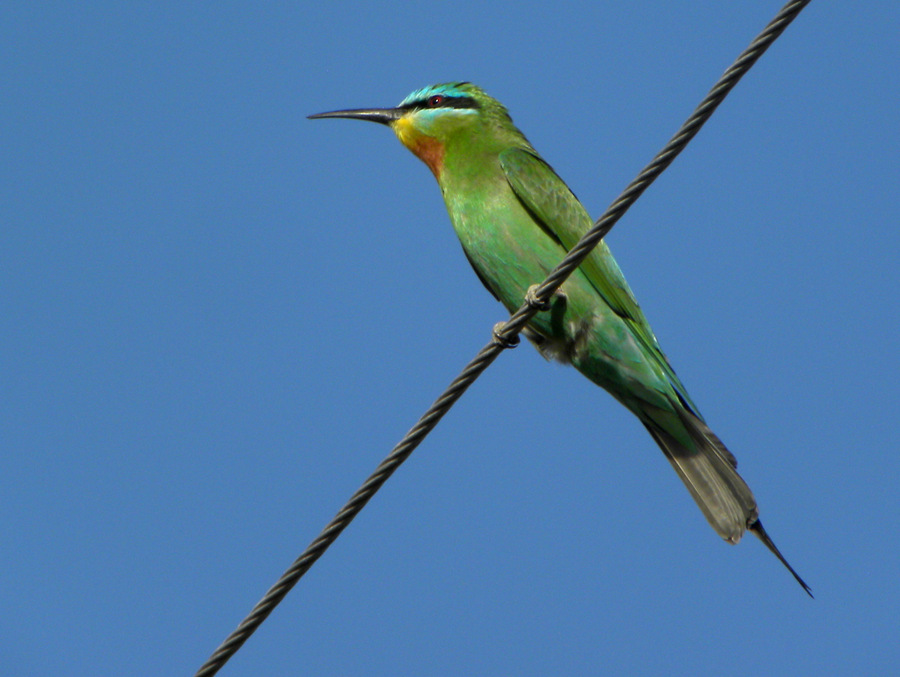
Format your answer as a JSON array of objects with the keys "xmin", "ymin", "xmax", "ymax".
[{"xmin": 310, "ymin": 82, "xmax": 810, "ymax": 595}]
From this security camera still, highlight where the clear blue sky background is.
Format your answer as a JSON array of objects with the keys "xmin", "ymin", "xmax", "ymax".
[{"xmin": 3, "ymin": 3, "xmax": 898, "ymax": 675}]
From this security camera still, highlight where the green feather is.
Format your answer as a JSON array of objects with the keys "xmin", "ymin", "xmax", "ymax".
[{"xmin": 499, "ymin": 147, "xmax": 699, "ymax": 414}]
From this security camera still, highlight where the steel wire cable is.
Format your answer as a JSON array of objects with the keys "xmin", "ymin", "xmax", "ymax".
[{"xmin": 194, "ymin": 2, "xmax": 812, "ymax": 674}]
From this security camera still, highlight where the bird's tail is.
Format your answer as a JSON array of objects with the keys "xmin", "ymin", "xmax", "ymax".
[
  {"xmin": 641, "ymin": 405, "xmax": 755, "ymax": 543},
  {"xmin": 641, "ymin": 404, "xmax": 812, "ymax": 595}
]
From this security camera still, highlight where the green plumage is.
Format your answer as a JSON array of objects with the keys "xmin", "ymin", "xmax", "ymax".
[{"xmin": 310, "ymin": 82, "xmax": 809, "ymax": 594}]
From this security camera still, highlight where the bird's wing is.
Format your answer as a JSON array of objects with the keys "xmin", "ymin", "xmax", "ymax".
[
  {"xmin": 499, "ymin": 147, "xmax": 698, "ymax": 412},
  {"xmin": 500, "ymin": 148, "xmax": 647, "ymax": 322}
]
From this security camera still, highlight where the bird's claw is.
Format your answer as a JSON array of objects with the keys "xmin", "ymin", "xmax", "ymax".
[
  {"xmin": 526, "ymin": 284, "xmax": 567, "ymax": 312},
  {"xmin": 525, "ymin": 284, "xmax": 552, "ymax": 311},
  {"xmin": 492, "ymin": 322, "xmax": 520, "ymax": 349}
]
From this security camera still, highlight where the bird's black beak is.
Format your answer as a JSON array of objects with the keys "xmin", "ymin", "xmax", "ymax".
[{"xmin": 307, "ymin": 107, "xmax": 404, "ymax": 126}]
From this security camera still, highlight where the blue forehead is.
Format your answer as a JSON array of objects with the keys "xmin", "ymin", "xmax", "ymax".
[{"xmin": 398, "ymin": 82, "xmax": 472, "ymax": 107}]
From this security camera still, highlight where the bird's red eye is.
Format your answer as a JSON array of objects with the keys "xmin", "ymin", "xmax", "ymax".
[{"xmin": 427, "ymin": 94, "xmax": 444, "ymax": 107}]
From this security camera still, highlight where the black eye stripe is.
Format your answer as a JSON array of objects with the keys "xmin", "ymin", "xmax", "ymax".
[{"xmin": 399, "ymin": 95, "xmax": 480, "ymax": 112}]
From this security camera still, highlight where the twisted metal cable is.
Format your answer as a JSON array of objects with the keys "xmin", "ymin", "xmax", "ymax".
[
  {"xmin": 194, "ymin": 2, "xmax": 811, "ymax": 674},
  {"xmin": 501, "ymin": 0, "xmax": 812, "ymax": 342}
]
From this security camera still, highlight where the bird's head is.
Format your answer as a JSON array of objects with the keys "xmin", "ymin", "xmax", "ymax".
[{"xmin": 309, "ymin": 82, "xmax": 519, "ymax": 179}]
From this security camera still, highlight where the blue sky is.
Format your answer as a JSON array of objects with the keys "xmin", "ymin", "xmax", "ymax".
[{"xmin": 3, "ymin": 2, "xmax": 899, "ymax": 675}]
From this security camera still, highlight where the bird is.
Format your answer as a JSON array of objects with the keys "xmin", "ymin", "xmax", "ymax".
[{"xmin": 309, "ymin": 82, "xmax": 811, "ymax": 595}]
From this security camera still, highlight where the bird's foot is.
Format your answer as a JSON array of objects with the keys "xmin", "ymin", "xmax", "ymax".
[
  {"xmin": 525, "ymin": 284, "xmax": 566, "ymax": 312},
  {"xmin": 524, "ymin": 284, "xmax": 552, "ymax": 311},
  {"xmin": 492, "ymin": 322, "xmax": 520, "ymax": 349}
]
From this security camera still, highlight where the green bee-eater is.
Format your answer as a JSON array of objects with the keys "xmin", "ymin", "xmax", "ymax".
[{"xmin": 310, "ymin": 82, "xmax": 810, "ymax": 594}]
